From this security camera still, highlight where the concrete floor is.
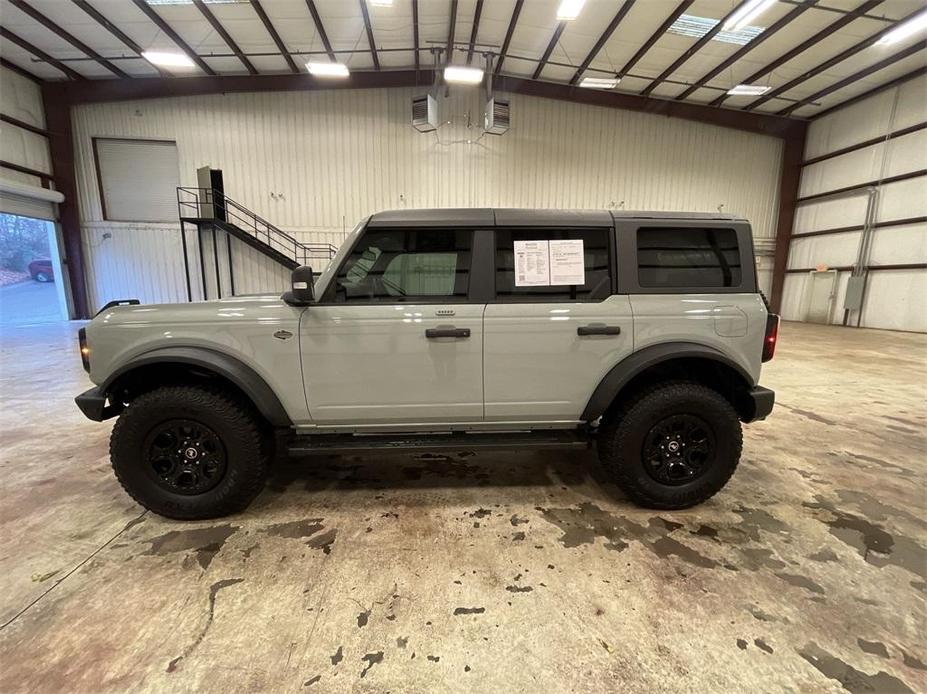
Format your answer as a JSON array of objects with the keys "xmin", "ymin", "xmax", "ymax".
[{"xmin": 0, "ymin": 320, "xmax": 924, "ymax": 693}]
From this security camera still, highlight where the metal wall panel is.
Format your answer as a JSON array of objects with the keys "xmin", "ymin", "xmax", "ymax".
[
  {"xmin": 71, "ymin": 86, "xmax": 784, "ymax": 310},
  {"xmin": 0, "ymin": 65, "xmax": 51, "ymax": 188},
  {"xmin": 784, "ymin": 75, "xmax": 927, "ymax": 332}
]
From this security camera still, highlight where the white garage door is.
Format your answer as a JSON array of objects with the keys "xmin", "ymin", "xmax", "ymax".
[
  {"xmin": 0, "ymin": 178, "xmax": 61, "ymax": 221},
  {"xmin": 94, "ymin": 138, "xmax": 180, "ymax": 222}
]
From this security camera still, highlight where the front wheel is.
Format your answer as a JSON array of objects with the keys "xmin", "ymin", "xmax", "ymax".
[
  {"xmin": 110, "ymin": 385, "xmax": 271, "ymax": 520},
  {"xmin": 597, "ymin": 382, "xmax": 742, "ymax": 509}
]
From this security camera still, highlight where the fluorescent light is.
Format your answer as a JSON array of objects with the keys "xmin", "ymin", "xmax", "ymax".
[
  {"xmin": 557, "ymin": 0, "xmax": 586, "ymax": 20},
  {"xmin": 579, "ymin": 76, "xmax": 619, "ymax": 89},
  {"xmin": 444, "ymin": 65, "xmax": 483, "ymax": 85},
  {"xmin": 723, "ymin": 0, "xmax": 776, "ymax": 32},
  {"xmin": 141, "ymin": 51, "xmax": 195, "ymax": 68},
  {"xmin": 369, "ymin": 0, "xmax": 393, "ymax": 5},
  {"xmin": 307, "ymin": 62, "xmax": 350, "ymax": 77},
  {"xmin": 670, "ymin": 14, "xmax": 764, "ymax": 46},
  {"xmin": 876, "ymin": 8, "xmax": 927, "ymax": 46},
  {"xmin": 727, "ymin": 84, "xmax": 771, "ymax": 96}
]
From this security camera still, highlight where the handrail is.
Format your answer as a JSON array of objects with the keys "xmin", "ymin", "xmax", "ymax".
[{"xmin": 177, "ymin": 186, "xmax": 338, "ymax": 267}]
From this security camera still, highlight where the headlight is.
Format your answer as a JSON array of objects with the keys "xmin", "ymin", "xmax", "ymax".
[{"xmin": 78, "ymin": 327, "xmax": 90, "ymax": 373}]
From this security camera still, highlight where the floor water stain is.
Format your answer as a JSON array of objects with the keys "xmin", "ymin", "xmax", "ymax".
[
  {"xmin": 144, "ymin": 524, "xmax": 238, "ymax": 570},
  {"xmin": 799, "ymin": 643, "xmax": 914, "ymax": 693}
]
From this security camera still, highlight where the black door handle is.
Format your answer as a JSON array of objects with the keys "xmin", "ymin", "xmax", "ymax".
[
  {"xmin": 577, "ymin": 325, "xmax": 621, "ymax": 336},
  {"xmin": 426, "ymin": 327, "xmax": 471, "ymax": 338}
]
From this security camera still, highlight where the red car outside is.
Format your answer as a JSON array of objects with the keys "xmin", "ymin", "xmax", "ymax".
[{"xmin": 28, "ymin": 258, "xmax": 54, "ymax": 282}]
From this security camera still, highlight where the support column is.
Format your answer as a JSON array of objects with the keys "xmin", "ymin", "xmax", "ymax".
[
  {"xmin": 770, "ymin": 124, "xmax": 807, "ymax": 314},
  {"xmin": 42, "ymin": 86, "xmax": 90, "ymax": 318}
]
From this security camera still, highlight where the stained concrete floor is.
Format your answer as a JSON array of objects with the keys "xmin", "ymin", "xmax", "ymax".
[{"xmin": 0, "ymin": 320, "xmax": 925, "ymax": 693}]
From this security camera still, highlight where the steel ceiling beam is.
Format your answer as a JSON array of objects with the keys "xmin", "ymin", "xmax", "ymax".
[
  {"xmin": 640, "ymin": 0, "xmax": 753, "ymax": 96},
  {"xmin": 812, "ymin": 65, "xmax": 927, "ymax": 119},
  {"xmin": 0, "ymin": 56, "xmax": 43, "ymax": 83},
  {"xmin": 676, "ymin": 0, "xmax": 816, "ymax": 101},
  {"xmin": 532, "ymin": 22, "xmax": 566, "ymax": 80},
  {"xmin": 466, "ymin": 0, "xmax": 483, "ymax": 64},
  {"xmin": 130, "ymin": 0, "xmax": 216, "ymax": 75},
  {"xmin": 709, "ymin": 0, "xmax": 882, "ymax": 107},
  {"xmin": 777, "ymin": 42, "xmax": 926, "ymax": 116},
  {"xmin": 304, "ymin": 0, "xmax": 336, "ymax": 63},
  {"xmin": 0, "ymin": 27, "xmax": 85, "ymax": 80},
  {"xmin": 569, "ymin": 0, "xmax": 636, "ymax": 86},
  {"xmin": 193, "ymin": 0, "xmax": 257, "ymax": 75},
  {"xmin": 8, "ymin": 0, "xmax": 129, "ymax": 78},
  {"xmin": 615, "ymin": 0, "xmax": 694, "ymax": 79},
  {"xmin": 495, "ymin": 0, "xmax": 524, "ymax": 75},
  {"xmin": 358, "ymin": 0, "xmax": 380, "ymax": 70},
  {"xmin": 446, "ymin": 0, "xmax": 458, "ymax": 63},
  {"xmin": 71, "ymin": 0, "xmax": 170, "ymax": 77},
  {"xmin": 250, "ymin": 0, "xmax": 299, "ymax": 74},
  {"xmin": 746, "ymin": 6, "xmax": 923, "ymax": 110}
]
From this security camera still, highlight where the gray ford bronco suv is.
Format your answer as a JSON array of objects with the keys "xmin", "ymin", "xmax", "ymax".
[{"xmin": 76, "ymin": 209, "xmax": 778, "ymax": 520}]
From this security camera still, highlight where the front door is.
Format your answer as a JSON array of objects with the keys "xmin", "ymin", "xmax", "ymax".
[
  {"xmin": 483, "ymin": 227, "xmax": 634, "ymax": 421},
  {"xmin": 300, "ymin": 227, "xmax": 483, "ymax": 426}
]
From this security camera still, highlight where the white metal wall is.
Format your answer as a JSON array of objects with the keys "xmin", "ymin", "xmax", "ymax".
[
  {"xmin": 72, "ymin": 86, "xmax": 784, "ymax": 310},
  {"xmin": 0, "ymin": 66, "xmax": 50, "ymax": 188},
  {"xmin": 781, "ymin": 74, "xmax": 927, "ymax": 333}
]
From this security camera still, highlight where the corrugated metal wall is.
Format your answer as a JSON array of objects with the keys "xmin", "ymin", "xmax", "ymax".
[
  {"xmin": 72, "ymin": 86, "xmax": 784, "ymax": 311},
  {"xmin": 0, "ymin": 66, "xmax": 51, "ymax": 189},
  {"xmin": 781, "ymin": 74, "xmax": 927, "ymax": 333}
]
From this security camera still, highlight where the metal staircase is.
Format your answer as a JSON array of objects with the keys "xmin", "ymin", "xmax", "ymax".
[{"xmin": 177, "ymin": 187, "xmax": 337, "ymax": 300}]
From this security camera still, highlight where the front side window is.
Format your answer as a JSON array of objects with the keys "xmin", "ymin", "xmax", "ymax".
[
  {"xmin": 495, "ymin": 228, "xmax": 611, "ymax": 302},
  {"xmin": 637, "ymin": 227, "xmax": 742, "ymax": 288},
  {"xmin": 331, "ymin": 229, "xmax": 471, "ymax": 302}
]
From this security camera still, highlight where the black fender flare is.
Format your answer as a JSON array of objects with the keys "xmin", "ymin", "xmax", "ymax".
[
  {"xmin": 102, "ymin": 346, "xmax": 292, "ymax": 426},
  {"xmin": 581, "ymin": 342, "xmax": 755, "ymax": 422}
]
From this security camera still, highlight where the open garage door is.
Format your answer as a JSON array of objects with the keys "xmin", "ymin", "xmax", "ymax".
[{"xmin": 0, "ymin": 178, "xmax": 61, "ymax": 221}]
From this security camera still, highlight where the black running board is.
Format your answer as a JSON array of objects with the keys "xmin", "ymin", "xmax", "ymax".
[{"xmin": 287, "ymin": 430, "xmax": 591, "ymax": 456}]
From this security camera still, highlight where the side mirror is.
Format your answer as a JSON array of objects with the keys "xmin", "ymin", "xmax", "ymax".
[{"xmin": 282, "ymin": 266, "xmax": 315, "ymax": 306}]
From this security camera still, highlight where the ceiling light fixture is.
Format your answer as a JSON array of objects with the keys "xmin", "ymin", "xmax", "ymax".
[
  {"xmin": 557, "ymin": 0, "xmax": 586, "ymax": 21},
  {"xmin": 307, "ymin": 62, "xmax": 350, "ymax": 77},
  {"xmin": 444, "ymin": 65, "xmax": 484, "ymax": 85},
  {"xmin": 726, "ymin": 84, "xmax": 771, "ymax": 96},
  {"xmin": 141, "ymin": 50, "xmax": 195, "ymax": 68},
  {"xmin": 876, "ymin": 8, "xmax": 927, "ymax": 46},
  {"xmin": 369, "ymin": 0, "xmax": 393, "ymax": 6},
  {"xmin": 723, "ymin": 0, "xmax": 776, "ymax": 32},
  {"xmin": 579, "ymin": 76, "xmax": 620, "ymax": 89}
]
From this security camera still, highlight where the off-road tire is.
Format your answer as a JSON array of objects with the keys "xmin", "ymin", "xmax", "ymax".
[
  {"xmin": 597, "ymin": 381, "xmax": 742, "ymax": 509},
  {"xmin": 110, "ymin": 385, "xmax": 270, "ymax": 520}
]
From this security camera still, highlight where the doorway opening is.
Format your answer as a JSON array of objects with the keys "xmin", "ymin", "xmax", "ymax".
[{"xmin": 0, "ymin": 212, "xmax": 69, "ymax": 325}]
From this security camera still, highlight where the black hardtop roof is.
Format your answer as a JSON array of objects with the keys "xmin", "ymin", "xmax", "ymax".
[{"xmin": 367, "ymin": 208, "xmax": 747, "ymax": 228}]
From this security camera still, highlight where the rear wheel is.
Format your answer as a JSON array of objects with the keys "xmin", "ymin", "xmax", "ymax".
[
  {"xmin": 597, "ymin": 381, "xmax": 742, "ymax": 509},
  {"xmin": 110, "ymin": 385, "xmax": 270, "ymax": 520},
  {"xmin": 34, "ymin": 271, "xmax": 51, "ymax": 282}
]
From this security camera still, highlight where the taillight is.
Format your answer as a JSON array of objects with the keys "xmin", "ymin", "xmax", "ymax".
[
  {"xmin": 762, "ymin": 313, "xmax": 779, "ymax": 363},
  {"xmin": 78, "ymin": 327, "xmax": 90, "ymax": 373}
]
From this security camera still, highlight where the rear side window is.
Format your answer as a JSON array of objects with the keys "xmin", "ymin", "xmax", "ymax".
[
  {"xmin": 636, "ymin": 227, "xmax": 741, "ymax": 288},
  {"xmin": 495, "ymin": 228, "xmax": 611, "ymax": 302},
  {"xmin": 332, "ymin": 229, "xmax": 471, "ymax": 302}
]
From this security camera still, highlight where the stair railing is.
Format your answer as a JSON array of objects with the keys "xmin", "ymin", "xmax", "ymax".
[{"xmin": 177, "ymin": 187, "xmax": 338, "ymax": 266}]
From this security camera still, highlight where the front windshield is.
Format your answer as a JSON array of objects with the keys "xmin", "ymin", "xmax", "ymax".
[{"xmin": 313, "ymin": 217, "xmax": 368, "ymax": 298}]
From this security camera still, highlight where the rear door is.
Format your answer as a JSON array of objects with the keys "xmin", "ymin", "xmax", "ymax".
[
  {"xmin": 300, "ymin": 226, "xmax": 485, "ymax": 426},
  {"xmin": 483, "ymin": 225, "xmax": 634, "ymax": 422},
  {"xmin": 618, "ymin": 219, "xmax": 766, "ymax": 379}
]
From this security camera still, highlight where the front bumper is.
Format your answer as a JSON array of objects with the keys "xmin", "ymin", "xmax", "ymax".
[
  {"xmin": 744, "ymin": 385, "xmax": 775, "ymax": 422},
  {"xmin": 75, "ymin": 386, "xmax": 123, "ymax": 422}
]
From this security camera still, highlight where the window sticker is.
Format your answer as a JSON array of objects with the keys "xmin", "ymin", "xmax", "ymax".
[
  {"xmin": 513, "ymin": 240, "xmax": 551, "ymax": 286},
  {"xmin": 549, "ymin": 239, "xmax": 585, "ymax": 286},
  {"xmin": 513, "ymin": 239, "xmax": 585, "ymax": 287}
]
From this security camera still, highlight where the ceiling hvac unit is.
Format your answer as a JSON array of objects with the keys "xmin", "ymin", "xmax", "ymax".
[
  {"xmin": 411, "ymin": 94, "xmax": 438, "ymax": 132},
  {"xmin": 483, "ymin": 97, "xmax": 510, "ymax": 135}
]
